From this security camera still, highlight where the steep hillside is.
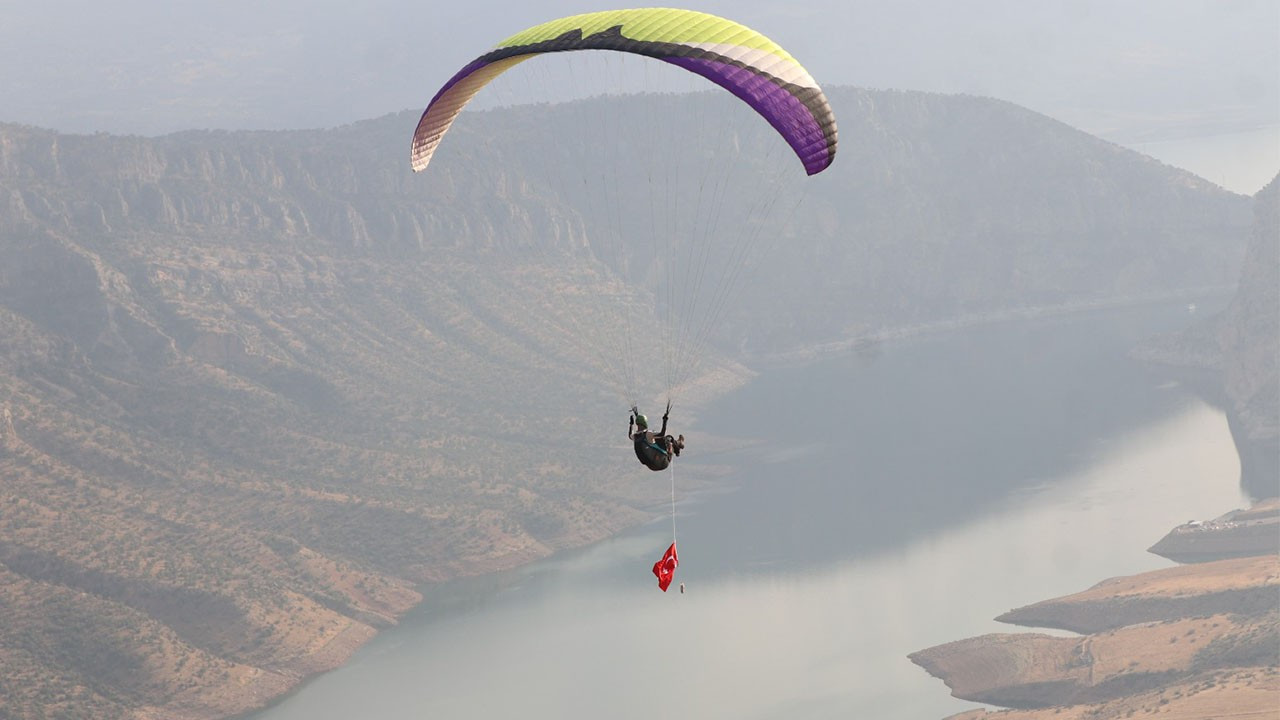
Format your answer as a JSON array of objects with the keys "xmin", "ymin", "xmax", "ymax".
[
  {"xmin": 1218, "ymin": 175, "xmax": 1279, "ymax": 497},
  {"xmin": 0, "ymin": 88, "xmax": 1255, "ymax": 719},
  {"xmin": 0, "ymin": 123, "xmax": 687, "ymax": 719}
]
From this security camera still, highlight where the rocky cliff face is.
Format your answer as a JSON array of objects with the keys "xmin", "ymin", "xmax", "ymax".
[
  {"xmin": 1136, "ymin": 174, "xmax": 1279, "ymax": 498},
  {"xmin": 1219, "ymin": 175, "xmax": 1279, "ymax": 497}
]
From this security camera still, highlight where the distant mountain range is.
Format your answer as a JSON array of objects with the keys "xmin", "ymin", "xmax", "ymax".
[{"xmin": 0, "ymin": 88, "xmax": 1262, "ymax": 719}]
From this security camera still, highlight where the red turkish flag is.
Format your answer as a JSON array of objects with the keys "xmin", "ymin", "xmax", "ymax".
[{"xmin": 652, "ymin": 542, "xmax": 678, "ymax": 592}]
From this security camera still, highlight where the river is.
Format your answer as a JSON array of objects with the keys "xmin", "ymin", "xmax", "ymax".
[{"xmin": 251, "ymin": 300, "xmax": 1246, "ymax": 720}]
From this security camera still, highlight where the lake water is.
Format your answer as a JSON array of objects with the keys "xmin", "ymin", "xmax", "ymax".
[{"xmin": 251, "ymin": 301, "xmax": 1246, "ymax": 720}]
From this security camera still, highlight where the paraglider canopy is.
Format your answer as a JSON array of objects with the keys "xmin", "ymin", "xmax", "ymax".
[{"xmin": 411, "ymin": 7, "xmax": 838, "ymax": 176}]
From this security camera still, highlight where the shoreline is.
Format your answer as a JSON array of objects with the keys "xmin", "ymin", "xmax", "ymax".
[{"xmin": 746, "ymin": 287, "xmax": 1233, "ymax": 368}]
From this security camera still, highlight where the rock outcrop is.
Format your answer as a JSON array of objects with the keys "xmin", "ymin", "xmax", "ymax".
[
  {"xmin": 1148, "ymin": 499, "xmax": 1280, "ymax": 563},
  {"xmin": 1136, "ymin": 174, "xmax": 1279, "ymax": 499},
  {"xmin": 1220, "ymin": 175, "xmax": 1280, "ymax": 498},
  {"xmin": 994, "ymin": 556, "xmax": 1279, "ymax": 634}
]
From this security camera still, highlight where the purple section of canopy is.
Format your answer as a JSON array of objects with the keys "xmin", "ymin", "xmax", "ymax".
[{"xmin": 661, "ymin": 56, "xmax": 831, "ymax": 175}]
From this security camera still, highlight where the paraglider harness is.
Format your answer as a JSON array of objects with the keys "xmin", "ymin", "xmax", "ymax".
[{"xmin": 630, "ymin": 403, "xmax": 679, "ymax": 472}]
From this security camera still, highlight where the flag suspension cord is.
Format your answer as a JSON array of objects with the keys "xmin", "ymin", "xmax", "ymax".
[
  {"xmin": 669, "ymin": 462, "xmax": 677, "ymax": 544},
  {"xmin": 651, "ymin": 462, "xmax": 682, "ymax": 592},
  {"xmin": 669, "ymin": 463, "xmax": 684, "ymax": 594}
]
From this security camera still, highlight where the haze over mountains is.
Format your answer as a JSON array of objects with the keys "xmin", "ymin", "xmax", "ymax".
[{"xmin": 0, "ymin": 88, "xmax": 1268, "ymax": 719}]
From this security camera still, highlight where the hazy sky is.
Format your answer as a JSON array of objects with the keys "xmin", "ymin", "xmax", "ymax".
[{"xmin": 2, "ymin": 0, "xmax": 1277, "ymax": 191}]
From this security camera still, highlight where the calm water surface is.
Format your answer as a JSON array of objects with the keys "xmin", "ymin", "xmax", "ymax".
[{"xmin": 253, "ymin": 302, "xmax": 1245, "ymax": 720}]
